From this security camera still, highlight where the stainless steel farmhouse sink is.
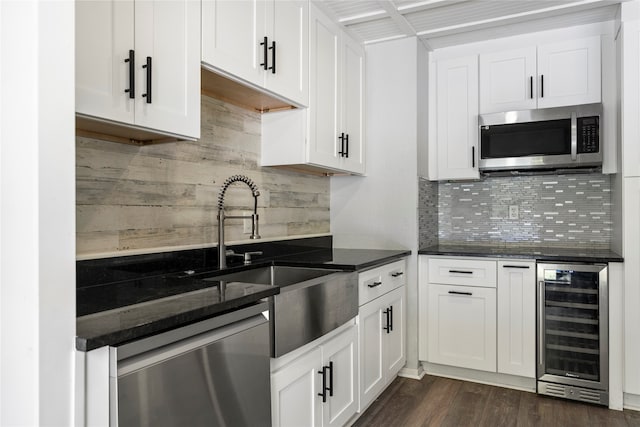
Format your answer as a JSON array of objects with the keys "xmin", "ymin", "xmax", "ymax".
[{"xmin": 207, "ymin": 265, "xmax": 358, "ymax": 357}]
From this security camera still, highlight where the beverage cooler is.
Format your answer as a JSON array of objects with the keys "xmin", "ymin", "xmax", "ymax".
[{"xmin": 536, "ymin": 263, "xmax": 608, "ymax": 406}]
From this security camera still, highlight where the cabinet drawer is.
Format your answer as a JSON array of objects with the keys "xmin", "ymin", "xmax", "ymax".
[
  {"xmin": 359, "ymin": 259, "xmax": 406, "ymax": 306},
  {"xmin": 428, "ymin": 258, "xmax": 496, "ymax": 288}
]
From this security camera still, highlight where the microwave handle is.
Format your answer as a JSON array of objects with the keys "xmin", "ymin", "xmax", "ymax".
[{"xmin": 571, "ymin": 112, "xmax": 577, "ymax": 161}]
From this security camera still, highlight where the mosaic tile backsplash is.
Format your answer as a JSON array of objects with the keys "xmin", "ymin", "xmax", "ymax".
[
  {"xmin": 421, "ymin": 173, "xmax": 612, "ymax": 249},
  {"xmin": 418, "ymin": 177, "xmax": 439, "ymax": 249}
]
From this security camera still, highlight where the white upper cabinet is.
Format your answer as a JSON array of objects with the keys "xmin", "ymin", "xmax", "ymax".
[
  {"xmin": 537, "ymin": 36, "xmax": 601, "ymax": 109},
  {"xmin": 261, "ymin": 4, "xmax": 365, "ymax": 176},
  {"xmin": 201, "ymin": 0, "xmax": 266, "ymax": 87},
  {"xmin": 479, "ymin": 47, "xmax": 537, "ymax": 114},
  {"xmin": 432, "ymin": 55, "xmax": 479, "ymax": 180},
  {"xmin": 308, "ymin": 5, "xmax": 365, "ymax": 175},
  {"xmin": 76, "ymin": 0, "xmax": 201, "ymax": 139},
  {"xmin": 479, "ymin": 36, "xmax": 601, "ymax": 114},
  {"xmin": 201, "ymin": 0, "xmax": 309, "ymax": 107}
]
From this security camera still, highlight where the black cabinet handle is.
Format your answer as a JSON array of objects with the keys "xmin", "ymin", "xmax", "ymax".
[
  {"xmin": 541, "ymin": 74, "xmax": 544, "ymax": 98},
  {"xmin": 142, "ymin": 56, "xmax": 152, "ymax": 104},
  {"xmin": 328, "ymin": 361, "xmax": 334, "ymax": 397},
  {"xmin": 389, "ymin": 305, "xmax": 393, "ymax": 332},
  {"xmin": 502, "ymin": 265, "xmax": 530, "ymax": 269},
  {"xmin": 124, "ymin": 49, "xmax": 135, "ymax": 98},
  {"xmin": 318, "ymin": 366, "xmax": 327, "ymax": 403},
  {"xmin": 530, "ymin": 76, "xmax": 533, "ymax": 99},
  {"xmin": 260, "ymin": 36, "xmax": 268, "ymax": 70},
  {"xmin": 448, "ymin": 290, "xmax": 473, "ymax": 296},
  {"xmin": 383, "ymin": 308, "xmax": 390, "ymax": 333},
  {"xmin": 472, "ymin": 146, "xmax": 475, "ymax": 168},
  {"xmin": 345, "ymin": 134, "xmax": 349, "ymax": 158},
  {"xmin": 367, "ymin": 281, "xmax": 382, "ymax": 288},
  {"xmin": 391, "ymin": 272, "xmax": 404, "ymax": 277},
  {"xmin": 449, "ymin": 270, "xmax": 473, "ymax": 274},
  {"xmin": 269, "ymin": 40, "xmax": 276, "ymax": 74},
  {"xmin": 338, "ymin": 133, "xmax": 346, "ymax": 157}
]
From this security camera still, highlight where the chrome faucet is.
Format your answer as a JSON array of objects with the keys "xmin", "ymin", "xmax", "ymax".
[{"xmin": 217, "ymin": 175, "xmax": 261, "ymax": 269}]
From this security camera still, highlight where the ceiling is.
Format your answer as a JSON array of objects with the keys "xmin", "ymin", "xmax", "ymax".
[{"xmin": 313, "ymin": 0, "xmax": 624, "ymax": 49}]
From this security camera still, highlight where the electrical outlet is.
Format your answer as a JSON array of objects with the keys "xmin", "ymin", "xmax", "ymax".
[
  {"xmin": 243, "ymin": 211, "xmax": 252, "ymax": 234},
  {"xmin": 509, "ymin": 205, "xmax": 519, "ymax": 220}
]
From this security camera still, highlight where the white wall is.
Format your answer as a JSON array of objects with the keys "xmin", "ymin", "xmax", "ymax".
[
  {"xmin": 331, "ymin": 37, "xmax": 427, "ymax": 376},
  {"xmin": 0, "ymin": 1, "xmax": 76, "ymax": 425}
]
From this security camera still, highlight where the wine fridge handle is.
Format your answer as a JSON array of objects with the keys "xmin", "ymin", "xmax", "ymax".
[{"xmin": 538, "ymin": 280, "xmax": 545, "ymax": 368}]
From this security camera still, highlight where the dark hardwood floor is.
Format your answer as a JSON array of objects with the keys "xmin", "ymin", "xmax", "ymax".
[{"xmin": 353, "ymin": 375, "xmax": 640, "ymax": 427}]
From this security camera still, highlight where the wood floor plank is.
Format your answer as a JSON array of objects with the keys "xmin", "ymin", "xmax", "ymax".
[{"xmin": 355, "ymin": 374, "xmax": 640, "ymax": 427}]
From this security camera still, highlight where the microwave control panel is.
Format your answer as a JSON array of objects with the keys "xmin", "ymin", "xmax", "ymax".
[{"xmin": 577, "ymin": 116, "xmax": 599, "ymax": 154}]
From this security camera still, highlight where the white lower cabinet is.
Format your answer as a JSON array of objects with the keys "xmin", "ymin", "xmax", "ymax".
[
  {"xmin": 421, "ymin": 255, "xmax": 536, "ymax": 379},
  {"xmin": 427, "ymin": 283, "xmax": 497, "ymax": 372},
  {"xmin": 358, "ymin": 259, "xmax": 406, "ymax": 412},
  {"xmin": 271, "ymin": 323, "xmax": 357, "ymax": 427},
  {"xmin": 497, "ymin": 261, "xmax": 536, "ymax": 378}
]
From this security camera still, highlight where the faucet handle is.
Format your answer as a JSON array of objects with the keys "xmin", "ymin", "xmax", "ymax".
[
  {"xmin": 225, "ymin": 249, "xmax": 244, "ymax": 258},
  {"xmin": 243, "ymin": 251, "xmax": 263, "ymax": 264}
]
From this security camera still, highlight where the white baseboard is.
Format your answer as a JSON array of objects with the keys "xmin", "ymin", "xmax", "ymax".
[
  {"xmin": 624, "ymin": 393, "xmax": 640, "ymax": 411},
  {"xmin": 398, "ymin": 365, "xmax": 425, "ymax": 380},
  {"xmin": 422, "ymin": 362, "xmax": 536, "ymax": 393}
]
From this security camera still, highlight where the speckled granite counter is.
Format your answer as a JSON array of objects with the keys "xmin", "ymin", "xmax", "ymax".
[
  {"xmin": 76, "ymin": 236, "xmax": 410, "ymax": 351},
  {"xmin": 419, "ymin": 244, "xmax": 622, "ymax": 263}
]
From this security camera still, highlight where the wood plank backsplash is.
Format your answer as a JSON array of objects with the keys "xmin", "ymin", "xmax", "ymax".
[{"xmin": 76, "ymin": 96, "xmax": 329, "ymax": 257}]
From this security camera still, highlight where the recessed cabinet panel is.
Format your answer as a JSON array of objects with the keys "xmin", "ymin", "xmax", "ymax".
[
  {"xmin": 75, "ymin": 0, "xmax": 134, "ymax": 124},
  {"xmin": 322, "ymin": 326, "xmax": 357, "ymax": 427},
  {"xmin": 309, "ymin": 9, "xmax": 341, "ymax": 170},
  {"xmin": 134, "ymin": 0, "xmax": 200, "ymax": 137},
  {"xmin": 537, "ymin": 36, "xmax": 601, "ymax": 109},
  {"xmin": 479, "ymin": 47, "xmax": 537, "ymax": 113},
  {"xmin": 341, "ymin": 35, "xmax": 365, "ymax": 175},
  {"xmin": 435, "ymin": 55, "xmax": 479, "ymax": 180},
  {"xmin": 271, "ymin": 347, "xmax": 323, "ymax": 427},
  {"xmin": 427, "ymin": 283, "xmax": 497, "ymax": 372},
  {"xmin": 359, "ymin": 299, "xmax": 385, "ymax": 408},
  {"xmin": 201, "ymin": 0, "xmax": 266, "ymax": 86},
  {"xmin": 497, "ymin": 261, "xmax": 536, "ymax": 378},
  {"xmin": 384, "ymin": 287, "xmax": 405, "ymax": 379},
  {"xmin": 266, "ymin": 0, "xmax": 309, "ymax": 106}
]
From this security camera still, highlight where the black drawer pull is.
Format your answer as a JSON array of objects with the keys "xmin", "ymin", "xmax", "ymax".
[
  {"xmin": 448, "ymin": 291, "xmax": 472, "ymax": 296},
  {"xmin": 328, "ymin": 361, "xmax": 333, "ymax": 397},
  {"xmin": 383, "ymin": 308, "xmax": 390, "ymax": 333},
  {"xmin": 260, "ymin": 37, "xmax": 269, "ymax": 70},
  {"xmin": 318, "ymin": 366, "xmax": 327, "ymax": 403},
  {"xmin": 368, "ymin": 281, "xmax": 383, "ymax": 288},
  {"xmin": 124, "ymin": 49, "xmax": 135, "ymax": 98},
  {"xmin": 142, "ymin": 56, "xmax": 152, "ymax": 103},
  {"xmin": 502, "ymin": 265, "xmax": 530, "ymax": 269},
  {"xmin": 269, "ymin": 40, "xmax": 276, "ymax": 74},
  {"xmin": 389, "ymin": 305, "xmax": 393, "ymax": 332},
  {"xmin": 391, "ymin": 272, "xmax": 404, "ymax": 277},
  {"xmin": 449, "ymin": 270, "xmax": 473, "ymax": 274}
]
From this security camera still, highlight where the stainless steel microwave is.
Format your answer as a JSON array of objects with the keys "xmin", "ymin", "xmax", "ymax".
[{"xmin": 478, "ymin": 103, "xmax": 602, "ymax": 172}]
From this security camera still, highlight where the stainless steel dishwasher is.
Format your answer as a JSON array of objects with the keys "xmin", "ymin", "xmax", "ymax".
[{"xmin": 114, "ymin": 302, "xmax": 271, "ymax": 427}]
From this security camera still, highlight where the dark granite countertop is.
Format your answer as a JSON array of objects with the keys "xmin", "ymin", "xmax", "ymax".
[
  {"xmin": 418, "ymin": 244, "xmax": 623, "ymax": 263},
  {"xmin": 76, "ymin": 236, "xmax": 410, "ymax": 351}
]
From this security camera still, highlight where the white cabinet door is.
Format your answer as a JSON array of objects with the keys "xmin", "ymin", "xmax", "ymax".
[
  {"xmin": 479, "ymin": 47, "xmax": 537, "ymax": 114},
  {"xmin": 427, "ymin": 283, "xmax": 496, "ymax": 372},
  {"xmin": 134, "ymin": 0, "xmax": 200, "ymax": 138},
  {"xmin": 75, "ymin": 0, "xmax": 134, "ymax": 124},
  {"xmin": 435, "ymin": 55, "xmax": 479, "ymax": 180},
  {"xmin": 265, "ymin": 0, "xmax": 309, "ymax": 106},
  {"xmin": 340, "ymin": 34, "xmax": 366, "ymax": 175},
  {"xmin": 358, "ymin": 298, "xmax": 385, "ymax": 411},
  {"xmin": 383, "ymin": 286, "xmax": 405, "ymax": 380},
  {"xmin": 497, "ymin": 261, "xmax": 536, "ymax": 378},
  {"xmin": 321, "ymin": 326, "xmax": 358, "ymax": 427},
  {"xmin": 272, "ymin": 347, "xmax": 323, "ymax": 427},
  {"xmin": 201, "ymin": 0, "xmax": 266, "ymax": 87},
  {"xmin": 308, "ymin": 5, "xmax": 341, "ymax": 171},
  {"xmin": 537, "ymin": 36, "xmax": 601, "ymax": 109}
]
